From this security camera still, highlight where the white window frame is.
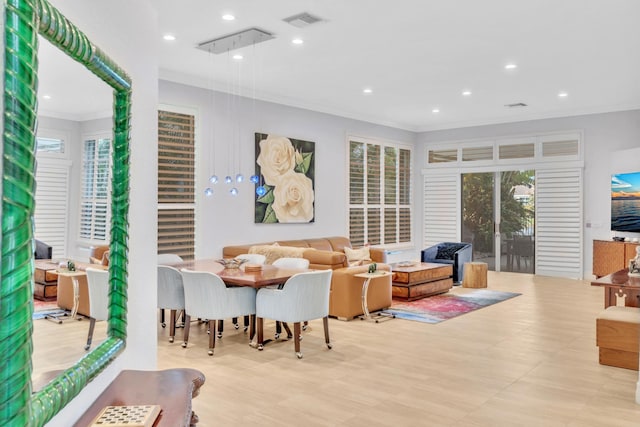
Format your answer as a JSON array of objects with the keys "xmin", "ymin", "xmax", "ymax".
[
  {"xmin": 347, "ymin": 135, "xmax": 413, "ymax": 250},
  {"xmin": 78, "ymin": 131, "xmax": 112, "ymax": 244}
]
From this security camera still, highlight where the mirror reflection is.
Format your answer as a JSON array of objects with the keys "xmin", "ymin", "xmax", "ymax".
[{"xmin": 31, "ymin": 35, "xmax": 114, "ymax": 387}]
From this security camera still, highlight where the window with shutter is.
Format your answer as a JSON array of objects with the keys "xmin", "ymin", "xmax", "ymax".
[
  {"xmin": 348, "ymin": 137, "xmax": 412, "ymax": 248},
  {"xmin": 79, "ymin": 135, "xmax": 111, "ymax": 243},
  {"xmin": 158, "ymin": 109, "xmax": 195, "ymax": 260}
]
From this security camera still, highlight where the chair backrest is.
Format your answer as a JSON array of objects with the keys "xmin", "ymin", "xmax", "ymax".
[
  {"xmin": 275, "ymin": 270, "xmax": 332, "ymax": 322},
  {"xmin": 236, "ymin": 253, "xmax": 266, "ymax": 265},
  {"xmin": 157, "ymin": 265, "xmax": 185, "ymax": 310},
  {"xmin": 85, "ymin": 268, "xmax": 110, "ymax": 321},
  {"xmin": 158, "ymin": 253, "xmax": 183, "ymax": 265},
  {"xmin": 272, "ymin": 257, "xmax": 310, "ymax": 269},
  {"xmin": 180, "ymin": 269, "xmax": 234, "ymax": 319}
]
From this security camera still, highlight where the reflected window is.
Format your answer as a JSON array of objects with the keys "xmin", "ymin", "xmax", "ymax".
[
  {"xmin": 36, "ymin": 136, "xmax": 65, "ymax": 154},
  {"xmin": 80, "ymin": 135, "xmax": 111, "ymax": 241}
]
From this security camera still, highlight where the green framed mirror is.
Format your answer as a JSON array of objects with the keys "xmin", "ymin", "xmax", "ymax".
[{"xmin": 1, "ymin": 0, "xmax": 131, "ymax": 425}]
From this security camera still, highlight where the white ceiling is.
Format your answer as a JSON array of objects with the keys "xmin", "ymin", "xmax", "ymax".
[{"xmin": 39, "ymin": 0, "xmax": 640, "ymax": 131}]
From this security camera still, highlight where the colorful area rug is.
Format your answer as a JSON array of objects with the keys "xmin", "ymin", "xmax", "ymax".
[
  {"xmin": 33, "ymin": 299, "xmax": 64, "ymax": 320},
  {"xmin": 387, "ymin": 289, "xmax": 521, "ymax": 324}
]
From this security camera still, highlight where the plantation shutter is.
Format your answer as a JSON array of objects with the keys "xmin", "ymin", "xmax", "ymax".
[
  {"xmin": 423, "ymin": 173, "xmax": 459, "ymax": 247},
  {"xmin": 158, "ymin": 109, "xmax": 195, "ymax": 260},
  {"xmin": 535, "ymin": 168, "xmax": 583, "ymax": 279},
  {"xmin": 79, "ymin": 137, "xmax": 111, "ymax": 242},
  {"xmin": 34, "ymin": 159, "xmax": 70, "ymax": 259}
]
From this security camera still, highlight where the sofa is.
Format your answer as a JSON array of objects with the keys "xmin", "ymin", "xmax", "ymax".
[
  {"xmin": 222, "ymin": 236, "xmax": 392, "ymax": 320},
  {"xmin": 421, "ymin": 242, "xmax": 472, "ymax": 283}
]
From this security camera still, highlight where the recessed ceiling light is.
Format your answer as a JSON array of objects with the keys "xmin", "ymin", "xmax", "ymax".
[
  {"xmin": 462, "ymin": 90, "xmax": 472, "ymax": 96},
  {"xmin": 292, "ymin": 38, "xmax": 304, "ymax": 45},
  {"xmin": 162, "ymin": 34, "xmax": 176, "ymax": 41},
  {"xmin": 222, "ymin": 14, "xmax": 235, "ymax": 21},
  {"xmin": 432, "ymin": 108, "xmax": 440, "ymax": 114},
  {"xmin": 558, "ymin": 91, "xmax": 568, "ymax": 98},
  {"xmin": 42, "ymin": 94, "xmax": 51, "ymax": 100},
  {"xmin": 232, "ymin": 54, "xmax": 243, "ymax": 60},
  {"xmin": 363, "ymin": 88, "xmax": 373, "ymax": 94},
  {"xmin": 505, "ymin": 63, "xmax": 517, "ymax": 70}
]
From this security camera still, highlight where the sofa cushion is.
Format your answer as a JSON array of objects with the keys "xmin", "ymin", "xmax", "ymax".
[
  {"xmin": 344, "ymin": 246, "xmax": 371, "ymax": 267},
  {"xmin": 436, "ymin": 244, "xmax": 466, "ymax": 260},
  {"xmin": 249, "ymin": 244, "xmax": 308, "ymax": 264}
]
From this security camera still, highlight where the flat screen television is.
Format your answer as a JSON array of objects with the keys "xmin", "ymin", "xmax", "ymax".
[{"xmin": 611, "ymin": 171, "xmax": 640, "ymax": 232}]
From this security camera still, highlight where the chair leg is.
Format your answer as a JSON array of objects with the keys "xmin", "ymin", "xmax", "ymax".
[
  {"xmin": 208, "ymin": 319, "xmax": 216, "ymax": 356},
  {"xmin": 257, "ymin": 317, "xmax": 264, "ymax": 351},
  {"xmin": 169, "ymin": 309, "xmax": 176, "ymax": 343},
  {"xmin": 282, "ymin": 322, "xmax": 293, "ymax": 339},
  {"xmin": 302, "ymin": 320, "xmax": 308, "ymax": 331},
  {"xmin": 217, "ymin": 319, "xmax": 224, "ymax": 338},
  {"xmin": 232, "ymin": 316, "xmax": 239, "ymax": 329},
  {"xmin": 160, "ymin": 308, "xmax": 166, "ymax": 327},
  {"xmin": 85, "ymin": 318, "xmax": 96, "ymax": 350},
  {"xmin": 275, "ymin": 321, "xmax": 282, "ymax": 339},
  {"xmin": 294, "ymin": 322, "xmax": 302, "ymax": 359},
  {"xmin": 248, "ymin": 315, "xmax": 256, "ymax": 341},
  {"xmin": 182, "ymin": 314, "xmax": 191, "ymax": 348},
  {"xmin": 323, "ymin": 316, "xmax": 332, "ymax": 349},
  {"xmin": 243, "ymin": 315, "xmax": 249, "ymax": 332}
]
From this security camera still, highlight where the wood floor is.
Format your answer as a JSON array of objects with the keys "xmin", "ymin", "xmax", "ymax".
[{"xmin": 33, "ymin": 272, "xmax": 640, "ymax": 426}]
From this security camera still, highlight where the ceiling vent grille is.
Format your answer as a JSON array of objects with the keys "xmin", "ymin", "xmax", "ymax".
[
  {"xmin": 196, "ymin": 27, "xmax": 275, "ymax": 54},
  {"xmin": 505, "ymin": 102, "xmax": 528, "ymax": 108},
  {"xmin": 283, "ymin": 12, "xmax": 323, "ymax": 28}
]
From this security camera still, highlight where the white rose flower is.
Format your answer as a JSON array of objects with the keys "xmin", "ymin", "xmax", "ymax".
[
  {"xmin": 256, "ymin": 135, "xmax": 296, "ymax": 186},
  {"xmin": 272, "ymin": 171, "xmax": 314, "ymax": 223}
]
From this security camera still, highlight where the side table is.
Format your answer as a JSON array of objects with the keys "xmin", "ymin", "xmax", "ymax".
[{"xmin": 355, "ymin": 271, "xmax": 395, "ymax": 323}]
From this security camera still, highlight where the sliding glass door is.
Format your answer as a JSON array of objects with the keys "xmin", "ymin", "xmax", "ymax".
[{"xmin": 462, "ymin": 170, "xmax": 535, "ymax": 272}]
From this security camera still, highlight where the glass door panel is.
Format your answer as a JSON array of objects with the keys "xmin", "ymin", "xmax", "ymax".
[
  {"xmin": 500, "ymin": 170, "xmax": 535, "ymax": 273},
  {"xmin": 462, "ymin": 172, "xmax": 495, "ymax": 269}
]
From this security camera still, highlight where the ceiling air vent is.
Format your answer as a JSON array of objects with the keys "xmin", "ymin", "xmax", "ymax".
[
  {"xmin": 196, "ymin": 27, "xmax": 275, "ymax": 54},
  {"xmin": 283, "ymin": 12, "xmax": 323, "ymax": 28},
  {"xmin": 505, "ymin": 102, "xmax": 528, "ymax": 108}
]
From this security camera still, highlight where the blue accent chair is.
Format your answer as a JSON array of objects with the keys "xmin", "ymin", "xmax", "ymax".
[{"xmin": 421, "ymin": 242, "xmax": 473, "ymax": 283}]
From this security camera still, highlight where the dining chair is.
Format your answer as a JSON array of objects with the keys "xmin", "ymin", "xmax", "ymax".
[
  {"xmin": 222, "ymin": 253, "xmax": 266, "ymax": 336},
  {"xmin": 180, "ymin": 269, "xmax": 256, "ymax": 355},
  {"xmin": 158, "ymin": 253, "xmax": 183, "ymax": 265},
  {"xmin": 158, "ymin": 265, "xmax": 185, "ymax": 343},
  {"xmin": 256, "ymin": 270, "xmax": 333, "ymax": 359},
  {"xmin": 157, "ymin": 254, "xmax": 184, "ymax": 329},
  {"xmin": 272, "ymin": 257, "xmax": 310, "ymax": 269},
  {"xmin": 235, "ymin": 253, "xmax": 266, "ymax": 265},
  {"xmin": 84, "ymin": 268, "xmax": 110, "ymax": 351},
  {"xmin": 271, "ymin": 257, "xmax": 311, "ymax": 336}
]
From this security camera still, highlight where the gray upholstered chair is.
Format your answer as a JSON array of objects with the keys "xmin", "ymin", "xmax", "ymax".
[
  {"xmin": 158, "ymin": 253, "xmax": 184, "ymax": 265},
  {"xmin": 85, "ymin": 268, "xmax": 110, "ymax": 350},
  {"xmin": 157, "ymin": 265, "xmax": 185, "ymax": 343},
  {"xmin": 180, "ymin": 269, "xmax": 256, "ymax": 356},
  {"xmin": 421, "ymin": 242, "xmax": 472, "ymax": 283},
  {"xmin": 255, "ymin": 270, "xmax": 333, "ymax": 359}
]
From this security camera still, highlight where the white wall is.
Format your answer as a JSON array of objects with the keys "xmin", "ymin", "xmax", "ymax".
[
  {"xmin": 160, "ymin": 80, "xmax": 416, "ymax": 258},
  {"xmin": 45, "ymin": 0, "xmax": 158, "ymax": 425},
  {"xmin": 416, "ymin": 109, "xmax": 640, "ymax": 278}
]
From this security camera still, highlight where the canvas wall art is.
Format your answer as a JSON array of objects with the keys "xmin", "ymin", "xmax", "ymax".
[{"xmin": 254, "ymin": 133, "xmax": 315, "ymax": 223}]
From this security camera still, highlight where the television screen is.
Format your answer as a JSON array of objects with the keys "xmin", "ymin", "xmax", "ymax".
[{"xmin": 611, "ymin": 171, "xmax": 640, "ymax": 232}]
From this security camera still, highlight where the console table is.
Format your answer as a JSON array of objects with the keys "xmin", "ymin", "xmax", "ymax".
[
  {"xmin": 591, "ymin": 268, "xmax": 640, "ymax": 308},
  {"xmin": 73, "ymin": 369, "xmax": 205, "ymax": 427},
  {"xmin": 391, "ymin": 262, "xmax": 453, "ymax": 301}
]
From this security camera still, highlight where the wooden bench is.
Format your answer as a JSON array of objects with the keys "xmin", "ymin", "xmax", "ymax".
[
  {"xmin": 73, "ymin": 368, "xmax": 205, "ymax": 426},
  {"xmin": 596, "ymin": 306, "xmax": 640, "ymax": 370}
]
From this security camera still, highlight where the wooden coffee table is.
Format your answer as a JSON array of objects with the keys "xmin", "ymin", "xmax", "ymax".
[{"xmin": 391, "ymin": 262, "xmax": 453, "ymax": 301}]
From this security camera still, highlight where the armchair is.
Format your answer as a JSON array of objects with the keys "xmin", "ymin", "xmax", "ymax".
[
  {"xmin": 421, "ymin": 242, "xmax": 472, "ymax": 283},
  {"xmin": 34, "ymin": 239, "xmax": 52, "ymax": 259}
]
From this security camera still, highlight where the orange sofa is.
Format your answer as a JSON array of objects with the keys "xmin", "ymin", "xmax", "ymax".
[{"xmin": 223, "ymin": 236, "xmax": 392, "ymax": 320}]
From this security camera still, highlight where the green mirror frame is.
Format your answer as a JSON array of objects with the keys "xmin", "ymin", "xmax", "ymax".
[{"xmin": 1, "ymin": 0, "xmax": 131, "ymax": 425}]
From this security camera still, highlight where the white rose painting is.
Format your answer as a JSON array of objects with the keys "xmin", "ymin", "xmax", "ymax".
[{"xmin": 255, "ymin": 133, "xmax": 315, "ymax": 223}]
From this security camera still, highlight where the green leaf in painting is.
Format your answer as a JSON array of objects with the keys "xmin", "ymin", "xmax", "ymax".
[
  {"xmin": 295, "ymin": 152, "xmax": 313, "ymax": 174},
  {"xmin": 263, "ymin": 204, "xmax": 278, "ymax": 223},
  {"xmin": 257, "ymin": 185, "xmax": 274, "ymax": 204}
]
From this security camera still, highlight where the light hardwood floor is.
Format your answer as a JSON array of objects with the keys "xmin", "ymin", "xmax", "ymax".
[{"xmin": 34, "ymin": 272, "xmax": 640, "ymax": 426}]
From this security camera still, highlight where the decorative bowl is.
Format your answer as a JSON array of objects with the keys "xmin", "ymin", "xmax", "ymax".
[{"xmin": 216, "ymin": 258, "xmax": 248, "ymax": 269}]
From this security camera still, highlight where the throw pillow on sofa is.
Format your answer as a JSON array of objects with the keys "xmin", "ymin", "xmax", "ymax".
[
  {"xmin": 435, "ymin": 244, "xmax": 465, "ymax": 260},
  {"xmin": 344, "ymin": 246, "xmax": 371, "ymax": 267}
]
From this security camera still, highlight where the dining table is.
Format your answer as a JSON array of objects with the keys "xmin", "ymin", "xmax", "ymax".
[{"xmin": 170, "ymin": 258, "xmax": 310, "ymax": 348}]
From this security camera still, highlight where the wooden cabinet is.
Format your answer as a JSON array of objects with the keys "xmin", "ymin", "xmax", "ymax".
[{"xmin": 593, "ymin": 240, "xmax": 640, "ymax": 278}]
